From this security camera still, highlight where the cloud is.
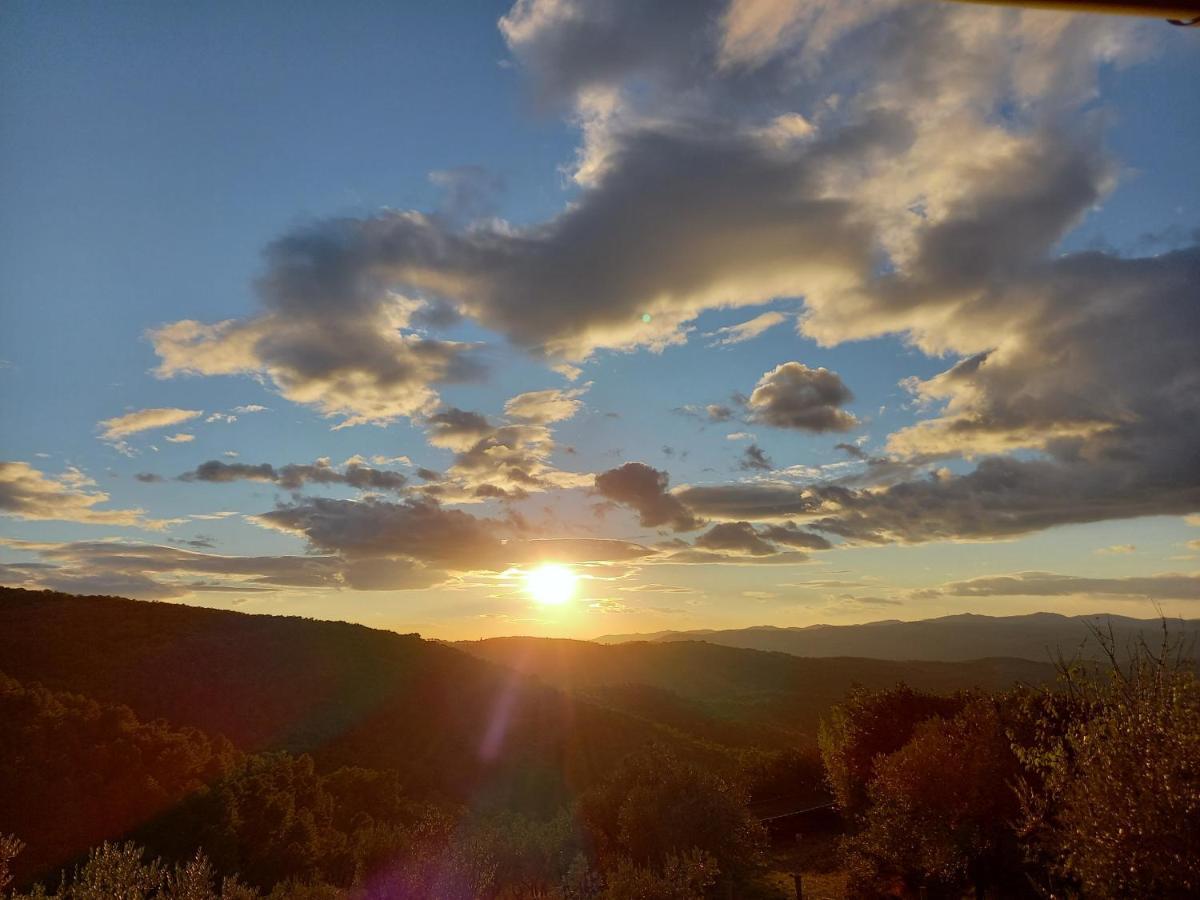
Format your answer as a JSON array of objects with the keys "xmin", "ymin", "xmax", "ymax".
[
  {"xmin": 694, "ymin": 521, "xmax": 777, "ymax": 557},
  {"xmin": 594, "ymin": 462, "xmax": 703, "ymax": 532},
  {"xmin": 134, "ymin": 0, "xmax": 1187, "ymax": 554},
  {"xmin": 758, "ymin": 522, "xmax": 833, "ymax": 550},
  {"xmin": 164, "ymin": 433, "xmax": 195, "ymax": 443},
  {"xmin": 256, "ymin": 496, "xmax": 504, "ymax": 568},
  {"xmin": 674, "ymin": 481, "xmax": 818, "ymax": 520},
  {"xmin": 746, "ymin": 362, "xmax": 858, "ymax": 432},
  {"xmin": 936, "ymin": 571, "xmax": 1200, "ymax": 601},
  {"xmin": 503, "ymin": 385, "xmax": 589, "ymax": 423},
  {"xmin": 98, "ymin": 408, "xmax": 202, "ymax": 444},
  {"xmin": 1095, "ymin": 544, "xmax": 1136, "ymax": 556},
  {"xmin": 179, "ymin": 458, "xmax": 408, "ymax": 494},
  {"xmin": 425, "ymin": 407, "xmax": 495, "ymax": 451},
  {"xmin": 706, "ymin": 311, "xmax": 788, "ymax": 347},
  {"xmin": 618, "ymin": 582, "xmax": 697, "ymax": 594},
  {"xmin": 738, "ymin": 443, "xmax": 773, "ymax": 472},
  {"xmin": 807, "ymin": 452, "xmax": 1200, "ymax": 545},
  {"xmin": 835, "ymin": 442, "xmax": 868, "ymax": 460},
  {"xmin": 150, "ymin": 258, "xmax": 485, "ymax": 428},
  {"xmin": 0, "ymin": 462, "xmax": 170, "ymax": 530},
  {"xmin": 134, "ymin": 473, "xmax": 163, "ymax": 483},
  {"xmin": 0, "ymin": 538, "xmax": 356, "ymax": 599},
  {"xmin": 421, "ymin": 399, "xmax": 591, "ymax": 501}
]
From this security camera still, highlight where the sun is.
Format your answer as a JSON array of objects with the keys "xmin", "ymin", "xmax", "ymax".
[{"xmin": 525, "ymin": 563, "xmax": 578, "ymax": 606}]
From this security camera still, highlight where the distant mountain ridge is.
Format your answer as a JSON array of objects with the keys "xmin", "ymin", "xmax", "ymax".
[{"xmin": 593, "ymin": 612, "xmax": 1200, "ymax": 662}]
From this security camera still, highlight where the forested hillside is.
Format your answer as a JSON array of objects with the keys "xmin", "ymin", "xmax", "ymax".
[
  {"xmin": 0, "ymin": 588, "xmax": 692, "ymax": 808},
  {"xmin": 2, "ymin": 587, "xmax": 1197, "ymax": 898},
  {"xmin": 456, "ymin": 637, "xmax": 1054, "ymax": 745}
]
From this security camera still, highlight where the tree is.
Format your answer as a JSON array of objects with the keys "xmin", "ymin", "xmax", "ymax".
[
  {"xmin": 1, "ymin": 834, "xmax": 23, "ymax": 893},
  {"xmin": 1015, "ymin": 630, "xmax": 1200, "ymax": 898},
  {"xmin": 6, "ymin": 841, "xmax": 257, "ymax": 900},
  {"xmin": 577, "ymin": 746, "xmax": 767, "ymax": 894},
  {"xmin": 819, "ymin": 684, "xmax": 966, "ymax": 818},
  {"xmin": 842, "ymin": 699, "xmax": 1026, "ymax": 898}
]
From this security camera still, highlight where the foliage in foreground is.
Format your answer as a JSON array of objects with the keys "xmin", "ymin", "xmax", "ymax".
[
  {"xmin": 823, "ymin": 627, "xmax": 1200, "ymax": 898},
  {"xmin": 4, "ymin": 616, "xmax": 1198, "ymax": 898}
]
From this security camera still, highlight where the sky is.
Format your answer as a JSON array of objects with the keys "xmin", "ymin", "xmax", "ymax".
[{"xmin": 1, "ymin": 0, "xmax": 1198, "ymax": 640}]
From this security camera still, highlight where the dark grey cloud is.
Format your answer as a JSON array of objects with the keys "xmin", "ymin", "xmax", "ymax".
[
  {"xmin": 182, "ymin": 461, "xmax": 277, "ymax": 484},
  {"xmin": 180, "ymin": 459, "xmax": 408, "ymax": 494},
  {"xmin": 425, "ymin": 408, "xmax": 494, "ymax": 449},
  {"xmin": 674, "ymin": 482, "xmax": 818, "ymax": 520},
  {"xmin": 694, "ymin": 521, "xmax": 776, "ymax": 557},
  {"xmin": 746, "ymin": 362, "xmax": 857, "ymax": 432},
  {"xmin": 758, "ymin": 522, "xmax": 833, "ymax": 550},
  {"xmin": 134, "ymin": 473, "xmax": 164, "ymax": 483},
  {"xmin": 739, "ymin": 443, "xmax": 773, "ymax": 471},
  {"xmin": 594, "ymin": 462, "xmax": 703, "ymax": 532},
  {"xmin": 257, "ymin": 496, "xmax": 503, "ymax": 568},
  {"xmin": 0, "ymin": 539, "xmax": 349, "ymax": 598}
]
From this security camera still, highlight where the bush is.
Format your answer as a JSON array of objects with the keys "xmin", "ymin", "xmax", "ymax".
[{"xmin": 1015, "ymin": 630, "xmax": 1200, "ymax": 898}]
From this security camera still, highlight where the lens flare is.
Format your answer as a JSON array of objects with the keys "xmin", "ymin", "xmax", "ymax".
[{"xmin": 525, "ymin": 563, "xmax": 577, "ymax": 606}]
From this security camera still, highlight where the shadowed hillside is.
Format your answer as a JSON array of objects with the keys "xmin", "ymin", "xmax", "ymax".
[
  {"xmin": 0, "ymin": 587, "xmax": 693, "ymax": 809},
  {"xmin": 595, "ymin": 613, "xmax": 1200, "ymax": 662},
  {"xmin": 456, "ymin": 636, "xmax": 1056, "ymax": 744}
]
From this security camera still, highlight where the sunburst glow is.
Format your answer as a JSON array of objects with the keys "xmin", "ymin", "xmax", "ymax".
[{"xmin": 524, "ymin": 563, "xmax": 577, "ymax": 606}]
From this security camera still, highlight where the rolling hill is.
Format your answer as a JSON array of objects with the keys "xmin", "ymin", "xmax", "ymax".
[
  {"xmin": 594, "ymin": 612, "xmax": 1200, "ymax": 662},
  {"xmin": 0, "ymin": 587, "xmax": 693, "ymax": 809},
  {"xmin": 456, "ymin": 636, "xmax": 1056, "ymax": 744}
]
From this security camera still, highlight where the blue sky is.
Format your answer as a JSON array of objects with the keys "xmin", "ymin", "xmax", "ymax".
[{"xmin": 2, "ymin": 1, "xmax": 1198, "ymax": 638}]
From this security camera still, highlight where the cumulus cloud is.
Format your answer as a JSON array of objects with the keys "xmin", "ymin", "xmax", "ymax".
[
  {"xmin": 594, "ymin": 462, "xmax": 702, "ymax": 532},
  {"xmin": 150, "ymin": 260, "xmax": 485, "ymax": 427},
  {"xmin": 137, "ymin": 0, "xmax": 1193, "ymax": 555},
  {"xmin": 0, "ymin": 462, "xmax": 170, "ymax": 530},
  {"xmin": 421, "ymin": 397, "xmax": 591, "ymax": 501},
  {"xmin": 746, "ymin": 362, "xmax": 858, "ymax": 432}
]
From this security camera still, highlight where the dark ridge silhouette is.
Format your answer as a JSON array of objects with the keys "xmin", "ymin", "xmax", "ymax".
[
  {"xmin": 0, "ymin": 587, "xmax": 698, "ymax": 810},
  {"xmin": 455, "ymin": 636, "xmax": 1055, "ymax": 744},
  {"xmin": 594, "ymin": 612, "xmax": 1200, "ymax": 662}
]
